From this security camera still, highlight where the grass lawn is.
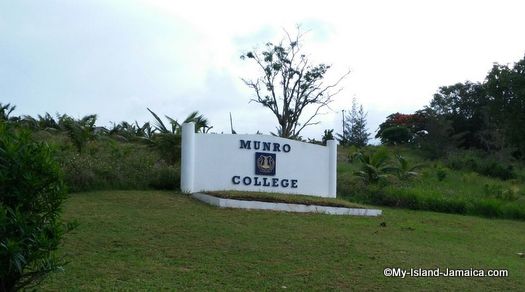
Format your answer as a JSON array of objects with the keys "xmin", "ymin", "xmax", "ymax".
[{"xmin": 41, "ymin": 190, "xmax": 525, "ymax": 290}]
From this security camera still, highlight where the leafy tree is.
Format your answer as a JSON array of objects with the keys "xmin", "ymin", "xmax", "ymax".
[
  {"xmin": 412, "ymin": 108, "xmax": 455, "ymax": 159},
  {"xmin": 241, "ymin": 28, "xmax": 350, "ymax": 139},
  {"xmin": 422, "ymin": 55, "xmax": 525, "ymax": 157},
  {"xmin": 429, "ymin": 81, "xmax": 490, "ymax": 149},
  {"xmin": 0, "ymin": 122, "xmax": 72, "ymax": 291},
  {"xmin": 376, "ymin": 112, "xmax": 426, "ymax": 145},
  {"xmin": 485, "ymin": 56, "xmax": 525, "ymax": 156},
  {"xmin": 378, "ymin": 126, "xmax": 412, "ymax": 145}
]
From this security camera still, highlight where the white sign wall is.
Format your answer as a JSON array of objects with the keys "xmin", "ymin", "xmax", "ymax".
[{"xmin": 180, "ymin": 123, "xmax": 337, "ymax": 198}]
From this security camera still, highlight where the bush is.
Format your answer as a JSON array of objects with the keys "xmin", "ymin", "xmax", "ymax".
[
  {"xmin": 500, "ymin": 204, "xmax": 525, "ymax": 220},
  {"xmin": 436, "ymin": 168, "xmax": 447, "ymax": 181},
  {"xmin": 446, "ymin": 151, "xmax": 516, "ymax": 180},
  {"xmin": 351, "ymin": 148, "xmax": 394, "ymax": 184},
  {"xmin": 59, "ymin": 140, "xmax": 180, "ymax": 192},
  {"xmin": 151, "ymin": 134, "xmax": 181, "ymax": 164},
  {"xmin": 0, "ymin": 123, "xmax": 71, "ymax": 290},
  {"xmin": 476, "ymin": 161, "xmax": 516, "ymax": 180},
  {"xmin": 378, "ymin": 126, "xmax": 412, "ymax": 144},
  {"xmin": 468, "ymin": 200, "xmax": 502, "ymax": 218},
  {"xmin": 149, "ymin": 164, "xmax": 181, "ymax": 190}
]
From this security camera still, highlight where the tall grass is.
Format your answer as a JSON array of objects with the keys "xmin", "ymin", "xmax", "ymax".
[{"xmin": 35, "ymin": 132, "xmax": 180, "ymax": 192}]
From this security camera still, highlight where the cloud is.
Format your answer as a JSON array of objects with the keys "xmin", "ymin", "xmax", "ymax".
[{"xmin": 2, "ymin": 0, "xmax": 525, "ymax": 141}]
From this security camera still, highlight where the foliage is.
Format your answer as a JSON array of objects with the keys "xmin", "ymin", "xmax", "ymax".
[
  {"xmin": 241, "ymin": 28, "xmax": 350, "ymax": 139},
  {"xmin": 0, "ymin": 123, "xmax": 71, "ymax": 291},
  {"xmin": 183, "ymin": 111, "xmax": 213, "ymax": 134},
  {"xmin": 146, "ymin": 108, "xmax": 211, "ymax": 164},
  {"xmin": 108, "ymin": 121, "xmax": 154, "ymax": 142},
  {"xmin": 0, "ymin": 103, "xmax": 17, "ymax": 123},
  {"xmin": 147, "ymin": 108, "xmax": 179, "ymax": 134},
  {"xmin": 412, "ymin": 109, "xmax": 455, "ymax": 159},
  {"xmin": 60, "ymin": 114, "xmax": 97, "ymax": 153},
  {"xmin": 376, "ymin": 112, "xmax": 426, "ymax": 144},
  {"xmin": 57, "ymin": 139, "xmax": 180, "ymax": 192},
  {"xmin": 150, "ymin": 134, "xmax": 182, "ymax": 165},
  {"xmin": 419, "ymin": 54, "xmax": 525, "ymax": 157},
  {"xmin": 394, "ymin": 155, "xmax": 422, "ymax": 181},
  {"xmin": 351, "ymin": 148, "xmax": 395, "ymax": 184},
  {"xmin": 337, "ymin": 98, "xmax": 369, "ymax": 147},
  {"xmin": 436, "ymin": 167, "xmax": 447, "ymax": 181},
  {"xmin": 149, "ymin": 164, "xmax": 181, "ymax": 190},
  {"xmin": 321, "ymin": 129, "xmax": 334, "ymax": 146},
  {"xmin": 445, "ymin": 151, "xmax": 516, "ymax": 180},
  {"xmin": 339, "ymin": 145, "xmax": 525, "ymax": 220},
  {"xmin": 377, "ymin": 126, "xmax": 412, "ymax": 144},
  {"xmin": 0, "ymin": 104, "xmax": 210, "ymax": 193},
  {"xmin": 429, "ymin": 81, "xmax": 490, "ymax": 149},
  {"xmin": 485, "ymin": 57, "xmax": 525, "ymax": 156}
]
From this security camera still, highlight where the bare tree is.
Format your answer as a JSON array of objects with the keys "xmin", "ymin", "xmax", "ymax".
[{"xmin": 241, "ymin": 28, "xmax": 350, "ymax": 139}]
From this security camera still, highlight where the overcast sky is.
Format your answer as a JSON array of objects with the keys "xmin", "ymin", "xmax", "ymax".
[{"xmin": 2, "ymin": 0, "xmax": 525, "ymax": 140}]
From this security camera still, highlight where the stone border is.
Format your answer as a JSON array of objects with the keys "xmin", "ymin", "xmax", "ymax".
[{"xmin": 191, "ymin": 193, "xmax": 382, "ymax": 217}]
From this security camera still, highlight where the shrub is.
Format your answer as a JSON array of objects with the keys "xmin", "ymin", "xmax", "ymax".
[
  {"xmin": 436, "ymin": 168, "xmax": 447, "ymax": 181},
  {"xmin": 151, "ymin": 134, "xmax": 181, "ymax": 165},
  {"xmin": 149, "ymin": 164, "xmax": 181, "ymax": 190},
  {"xmin": 0, "ymin": 123, "xmax": 71, "ymax": 291},
  {"xmin": 59, "ymin": 140, "xmax": 180, "ymax": 192},
  {"xmin": 394, "ymin": 155, "xmax": 421, "ymax": 181},
  {"xmin": 500, "ymin": 204, "xmax": 525, "ymax": 220},
  {"xmin": 351, "ymin": 148, "xmax": 394, "ymax": 184},
  {"xmin": 468, "ymin": 200, "xmax": 502, "ymax": 218},
  {"xmin": 446, "ymin": 151, "xmax": 516, "ymax": 180},
  {"xmin": 476, "ymin": 160, "xmax": 516, "ymax": 180},
  {"xmin": 421, "ymin": 197, "xmax": 467, "ymax": 214},
  {"xmin": 378, "ymin": 126, "xmax": 412, "ymax": 144}
]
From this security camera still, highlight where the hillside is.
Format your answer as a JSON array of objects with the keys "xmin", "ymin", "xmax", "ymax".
[{"xmin": 337, "ymin": 145, "xmax": 525, "ymax": 220}]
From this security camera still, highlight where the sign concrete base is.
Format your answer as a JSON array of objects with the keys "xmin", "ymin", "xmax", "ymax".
[{"xmin": 191, "ymin": 193, "xmax": 382, "ymax": 217}]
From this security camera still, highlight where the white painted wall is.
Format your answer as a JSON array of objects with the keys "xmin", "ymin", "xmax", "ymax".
[{"xmin": 181, "ymin": 122, "xmax": 337, "ymax": 198}]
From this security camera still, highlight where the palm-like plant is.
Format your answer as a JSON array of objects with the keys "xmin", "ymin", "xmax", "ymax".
[
  {"xmin": 109, "ymin": 121, "xmax": 137, "ymax": 141},
  {"xmin": 147, "ymin": 108, "xmax": 180, "ymax": 134},
  {"xmin": 395, "ymin": 154, "xmax": 422, "ymax": 181},
  {"xmin": 0, "ymin": 103, "xmax": 17, "ymax": 122},
  {"xmin": 60, "ymin": 114, "xmax": 97, "ymax": 153},
  {"xmin": 183, "ymin": 111, "xmax": 212, "ymax": 133},
  {"xmin": 147, "ymin": 108, "xmax": 212, "ymax": 134},
  {"xmin": 136, "ymin": 121, "xmax": 155, "ymax": 139},
  {"xmin": 351, "ymin": 149, "xmax": 396, "ymax": 184},
  {"xmin": 146, "ymin": 108, "xmax": 212, "ymax": 163},
  {"xmin": 37, "ymin": 113, "xmax": 59, "ymax": 130}
]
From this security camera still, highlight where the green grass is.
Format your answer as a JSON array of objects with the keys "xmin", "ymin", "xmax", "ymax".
[
  {"xmin": 337, "ymin": 146, "xmax": 525, "ymax": 220},
  {"xmin": 41, "ymin": 191, "xmax": 525, "ymax": 290},
  {"xmin": 41, "ymin": 135, "xmax": 181, "ymax": 192},
  {"xmin": 209, "ymin": 190, "xmax": 366, "ymax": 208}
]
